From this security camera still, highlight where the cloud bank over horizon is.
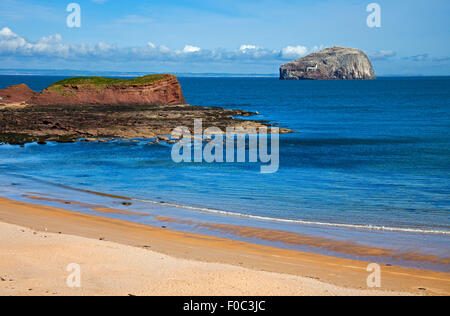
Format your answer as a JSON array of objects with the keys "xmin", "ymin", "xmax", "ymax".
[
  {"xmin": 0, "ymin": 26, "xmax": 448, "ymax": 75},
  {"xmin": 0, "ymin": 27, "xmax": 318, "ymax": 64}
]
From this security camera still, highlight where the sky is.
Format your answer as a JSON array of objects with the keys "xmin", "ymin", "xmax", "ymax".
[{"xmin": 0, "ymin": 0, "xmax": 449, "ymax": 75}]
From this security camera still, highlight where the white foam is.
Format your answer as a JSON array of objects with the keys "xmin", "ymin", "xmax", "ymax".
[
  {"xmin": 131, "ymin": 198, "xmax": 450, "ymax": 236},
  {"xmin": 6, "ymin": 173, "xmax": 449, "ymax": 236}
]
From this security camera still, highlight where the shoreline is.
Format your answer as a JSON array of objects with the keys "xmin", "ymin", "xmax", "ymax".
[
  {"xmin": 0, "ymin": 197, "xmax": 449, "ymax": 296},
  {"xmin": 3, "ymin": 171, "xmax": 449, "ymax": 236},
  {"xmin": 13, "ymin": 188, "xmax": 450, "ymax": 272}
]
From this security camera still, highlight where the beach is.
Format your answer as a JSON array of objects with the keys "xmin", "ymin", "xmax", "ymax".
[{"xmin": 0, "ymin": 197, "xmax": 448, "ymax": 296}]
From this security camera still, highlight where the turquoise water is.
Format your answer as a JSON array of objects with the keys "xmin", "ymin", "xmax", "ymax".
[{"xmin": 0, "ymin": 76, "xmax": 449, "ymax": 271}]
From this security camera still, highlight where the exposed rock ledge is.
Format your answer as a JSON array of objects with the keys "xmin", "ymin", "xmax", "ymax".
[
  {"xmin": 280, "ymin": 47, "xmax": 376, "ymax": 80},
  {"xmin": 0, "ymin": 75, "xmax": 292, "ymax": 145}
]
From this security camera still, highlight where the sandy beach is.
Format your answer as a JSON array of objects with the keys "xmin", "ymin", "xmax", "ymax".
[{"xmin": 0, "ymin": 197, "xmax": 449, "ymax": 296}]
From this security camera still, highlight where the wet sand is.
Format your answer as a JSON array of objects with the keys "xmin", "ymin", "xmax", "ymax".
[
  {"xmin": 21, "ymin": 193, "xmax": 450, "ymax": 268},
  {"xmin": 0, "ymin": 197, "xmax": 449, "ymax": 296}
]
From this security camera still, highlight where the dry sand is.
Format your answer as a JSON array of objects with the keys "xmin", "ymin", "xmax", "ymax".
[{"xmin": 0, "ymin": 197, "xmax": 449, "ymax": 296}]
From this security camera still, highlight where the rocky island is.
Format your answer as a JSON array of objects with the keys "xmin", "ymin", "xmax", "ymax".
[
  {"xmin": 280, "ymin": 47, "xmax": 376, "ymax": 80},
  {"xmin": 0, "ymin": 74, "xmax": 287, "ymax": 145}
]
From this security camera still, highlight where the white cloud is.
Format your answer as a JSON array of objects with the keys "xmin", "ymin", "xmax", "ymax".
[
  {"xmin": 281, "ymin": 45, "xmax": 308, "ymax": 59},
  {"xmin": 38, "ymin": 34, "xmax": 62, "ymax": 44},
  {"xmin": 0, "ymin": 27, "xmax": 326, "ymax": 65},
  {"xmin": 159, "ymin": 45, "xmax": 171, "ymax": 53},
  {"xmin": 97, "ymin": 42, "xmax": 114, "ymax": 52},
  {"xmin": 0, "ymin": 27, "xmax": 116, "ymax": 58},
  {"xmin": 406, "ymin": 54, "xmax": 429, "ymax": 62},
  {"xmin": 368, "ymin": 50, "xmax": 397, "ymax": 60},
  {"xmin": 240, "ymin": 45, "xmax": 260, "ymax": 52},
  {"xmin": 0, "ymin": 27, "xmax": 15, "ymax": 37},
  {"xmin": 183, "ymin": 45, "xmax": 201, "ymax": 53},
  {"xmin": 0, "ymin": 27, "xmax": 30, "ymax": 53}
]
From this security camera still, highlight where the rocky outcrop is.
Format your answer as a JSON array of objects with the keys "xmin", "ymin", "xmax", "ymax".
[
  {"xmin": 28, "ymin": 74, "xmax": 186, "ymax": 106},
  {"xmin": 0, "ymin": 84, "xmax": 37, "ymax": 105},
  {"xmin": 0, "ymin": 102, "xmax": 291, "ymax": 145},
  {"xmin": 0, "ymin": 75, "xmax": 292, "ymax": 145},
  {"xmin": 280, "ymin": 47, "xmax": 376, "ymax": 80}
]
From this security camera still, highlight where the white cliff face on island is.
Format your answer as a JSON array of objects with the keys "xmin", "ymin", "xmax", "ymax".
[{"xmin": 280, "ymin": 47, "xmax": 376, "ymax": 80}]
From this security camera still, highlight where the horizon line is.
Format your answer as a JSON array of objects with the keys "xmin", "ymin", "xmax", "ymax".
[{"xmin": 0, "ymin": 69, "xmax": 449, "ymax": 78}]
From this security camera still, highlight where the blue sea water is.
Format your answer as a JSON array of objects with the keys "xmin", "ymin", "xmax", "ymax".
[{"xmin": 0, "ymin": 75, "xmax": 449, "ymax": 270}]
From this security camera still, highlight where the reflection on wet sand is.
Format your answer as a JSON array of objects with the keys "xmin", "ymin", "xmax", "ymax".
[
  {"xmin": 154, "ymin": 216, "xmax": 450, "ymax": 266},
  {"xmin": 20, "ymin": 193, "xmax": 450, "ymax": 269},
  {"xmin": 22, "ymin": 194, "xmax": 150, "ymax": 217}
]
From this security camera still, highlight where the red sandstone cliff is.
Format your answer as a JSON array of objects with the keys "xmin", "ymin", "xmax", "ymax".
[
  {"xmin": 25, "ymin": 74, "xmax": 186, "ymax": 106},
  {"xmin": 0, "ymin": 84, "xmax": 37, "ymax": 104}
]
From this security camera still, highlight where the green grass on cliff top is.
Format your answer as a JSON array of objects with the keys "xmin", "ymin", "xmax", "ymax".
[{"xmin": 49, "ymin": 74, "xmax": 172, "ymax": 87}]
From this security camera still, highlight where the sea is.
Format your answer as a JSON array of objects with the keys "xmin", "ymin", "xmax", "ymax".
[{"xmin": 0, "ymin": 75, "xmax": 449, "ymax": 272}]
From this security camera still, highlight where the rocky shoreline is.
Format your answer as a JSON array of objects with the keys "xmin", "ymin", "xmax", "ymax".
[
  {"xmin": 0, "ymin": 103, "xmax": 289, "ymax": 145},
  {"xmin": 0, "ymin": 75, "xmax": 291, "ymax": 145}
]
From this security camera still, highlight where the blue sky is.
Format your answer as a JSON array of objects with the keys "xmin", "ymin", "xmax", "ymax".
[{"xmin": 0, "ymin": 0, "xmax": 449, "ymax": 75}]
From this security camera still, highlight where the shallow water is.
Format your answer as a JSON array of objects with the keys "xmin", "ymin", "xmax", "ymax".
[{"xmin": 1, "ymin": 75, "xmax": 449, "ymax": 271}]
